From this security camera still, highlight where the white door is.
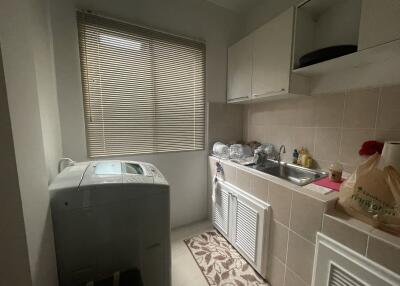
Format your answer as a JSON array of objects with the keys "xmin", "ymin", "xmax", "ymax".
[
  {"xmin": 212, "ymin": 182, "xmax": 230, "ymax": 237},
  {"xmin": 312, "ymin": 233, "xmax": 400, "ymax": 286},
  {"xmin": 252, "ymin": 7, "xmax": 294, "ymax": 99},
  {"xmin": 227, "ymin": 34, "xmax": 253, "ymax": 102},
  {"xmin": 230, "ymin": 191, "xmax": 266, "ymax": 265}
]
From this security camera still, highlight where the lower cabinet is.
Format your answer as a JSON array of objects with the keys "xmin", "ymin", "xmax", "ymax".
[
  {"xmin": 212, "ymin": 179, "xmax": 271, "ymax": 278},
  {"xmin": 313, "ymin": 233, "xmax": 400, "ymax": 286}
]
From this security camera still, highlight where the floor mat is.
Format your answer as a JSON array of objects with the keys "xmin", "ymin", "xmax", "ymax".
[{"xmin": 184, "ymin": 230, "xmax": 269, "ymax": 286}]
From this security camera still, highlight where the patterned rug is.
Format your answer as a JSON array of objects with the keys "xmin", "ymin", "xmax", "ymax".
[{"xmin": 184, "ymin": 230, "xmax": 269, "ymax": 286}]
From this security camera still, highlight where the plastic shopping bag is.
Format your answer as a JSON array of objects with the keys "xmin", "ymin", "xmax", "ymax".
[{"xmin": 338, "ymin": 153, "xmax": 400, "ymax": 235}]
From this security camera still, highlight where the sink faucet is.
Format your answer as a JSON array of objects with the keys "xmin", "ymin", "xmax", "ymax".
[{"xmin": 276, "ymin": 145, "xmax": 286, "ymax": 163}]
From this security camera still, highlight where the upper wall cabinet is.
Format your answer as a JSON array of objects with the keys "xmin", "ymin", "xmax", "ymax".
[
  {"xmin": 227, "ymin": 34, "xmax": 253, "ymax": 102},
  {"xmin": 358, "ymin": 0, "xmax": 400, "ymax": 50},
  {"xmin": 227, "ymin": 7, "xmax": 308, "ymax": 103},
  {"xmin": 252, "ymin": 8, "xmax": 293, "ymax": 98},
  {"xmin": 228, "ymin": 0, "xmax": 400, "ymax": 101},
  {"xmin": 293, "ymin": 0, "xmax": 362, "ymax": 70},
  {"xmin": 292, "ymin": 0, "xmax": 400, "ymax": 94}
]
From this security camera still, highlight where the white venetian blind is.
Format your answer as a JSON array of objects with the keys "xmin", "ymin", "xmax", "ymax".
[{"xmin": 77, "ymin": 12, "xmax": 205, "ymax": 157}]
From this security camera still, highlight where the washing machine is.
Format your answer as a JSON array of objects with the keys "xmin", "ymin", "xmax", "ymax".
[{"xmin": 49, "ymin": 160, "xmax": 170, "ymax": 286}]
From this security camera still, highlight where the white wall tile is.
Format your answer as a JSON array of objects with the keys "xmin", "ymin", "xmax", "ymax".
[
  {"xmin": 286, "ymin": 231, "xmax": 315, "ymax": 285},
  {"xmin": 377, "ymin": 84, "xmax": 400, "ymax": 130},
  {"xmin": 268, "ymin": 182, "xmax": 293, "ymax": 226},
  {"xmin": 322, "ymin": 214, "xmax": 369, "ymax": 255},
  {"xmin": 314, "ymin": 92, "xmax": 345, "ymax": 128},
  {"xmin": 314, "ymin": 128, "xmax": 341, "ymax": 162},
  {"xmin": 339, "ymin": 129, "xmax": 375, "ymax": 165},
  {"xmin": 244, "ymin": 84, "xmax": 400, "ymax": 170},
  {"xmin": 290, "ymin": 192, "xmax": 325, "ymax": 243},
  {"xmin": 343, "ymin": 88, "xmax": 379, "ymax": 128}
]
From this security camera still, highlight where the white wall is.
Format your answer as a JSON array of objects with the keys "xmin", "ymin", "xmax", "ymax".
[
  {"xmin": 0, "ymin": 43, "xmax": 32, "ymax": 286},
  {"xmin": 0, "ymin": 0, "xmax": 60, "ymax": 285},
  {"xmin": 30, "ymin": 0, "xmax": 63, "ymax": 181},
  {"xmin": 50, "ymin": 0, "xmax": 242, "ymax": 228},
  {"xmin": 241, "ymin": 0, "xmax": 302, "ymax": 37}
]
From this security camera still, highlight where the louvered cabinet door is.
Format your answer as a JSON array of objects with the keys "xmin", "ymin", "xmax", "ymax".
[
  {"xmin": 212, "ymin": 183, "xmax": 230, "ymax": 237},
  {"xmin": 230, "ymin": 193, "xmax": 262, "ymax": 264},
  {"xmin": 312, "ymin": 233, "xmax": 400, "ymax": 286}
]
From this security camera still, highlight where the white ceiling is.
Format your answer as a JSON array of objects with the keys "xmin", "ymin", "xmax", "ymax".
[{"xmin": 207, "ymin": 0, "xmax": 266, "ymax": 13}]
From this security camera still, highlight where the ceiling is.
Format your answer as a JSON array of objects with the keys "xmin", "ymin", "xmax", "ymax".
[{"xmin": 207, "ymin": 0, "xmax": 266, "ymax": 14}]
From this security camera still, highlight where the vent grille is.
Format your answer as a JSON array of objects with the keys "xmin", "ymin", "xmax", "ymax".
[
  {"xmin": 213, "ymin": 188, "xmax": 229, "ymax": 234},
  {"xmin": 235, "ymin": 200, "xmax": 258, "ymax": 262},
  {"xmin": 329, "ymin": 264, "xmax": 367, "ymax": 286}
]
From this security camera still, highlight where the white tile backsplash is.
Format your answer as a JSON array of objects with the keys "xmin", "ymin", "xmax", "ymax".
[{"xmin": 244, "ymin": 84, "xmax": 400, "ymax": 170}]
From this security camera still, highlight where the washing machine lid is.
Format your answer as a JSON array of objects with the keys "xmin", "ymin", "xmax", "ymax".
[
  {"xmin": 80, "ymin": 160, "xmax": 168, "ymax": 187},
  {"xmin": 50, "ymin": 160, "xmax": 168, "ymax": 192}
]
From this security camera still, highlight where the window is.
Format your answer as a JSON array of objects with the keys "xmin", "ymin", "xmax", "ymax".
[{"xmin": 77, "ymin": 12, "xmax": 205, "ymax": 157}]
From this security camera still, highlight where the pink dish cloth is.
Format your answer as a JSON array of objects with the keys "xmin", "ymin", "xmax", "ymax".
[{"xmin": 312, "ymin": 177, "xmax": 343, "ymax": 192}]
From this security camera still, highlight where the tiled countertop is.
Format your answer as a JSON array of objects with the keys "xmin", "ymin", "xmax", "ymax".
[
  {"xmin": 208, "ymin": 155, "xmax": 400, "ymax": 282},
  {"xmin": 209, "ymin": 155, "xmax": 339, "ymax": 203},
  {"xmin": 208, "ymin": 155, "xmax": 338, "ymax": 285}
]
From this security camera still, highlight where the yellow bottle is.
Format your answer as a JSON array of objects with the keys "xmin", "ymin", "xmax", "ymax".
[
  {"xmin": 297, "ymin": 147, "xmax": 305, "ymax": 165},
  {"xmin": 301, "ymin": 153, "xmax": 308, "ymax": 166}
]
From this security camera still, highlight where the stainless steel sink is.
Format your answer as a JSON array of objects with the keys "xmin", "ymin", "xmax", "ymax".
[{"xmin": 250, "ymin": 159, "xmax": 328, "ymax": 186}]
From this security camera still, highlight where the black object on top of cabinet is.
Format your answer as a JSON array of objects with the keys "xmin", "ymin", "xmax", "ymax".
[{"xmin": 298, "ymin": 45, "xmax": 357, "ymax": 68}]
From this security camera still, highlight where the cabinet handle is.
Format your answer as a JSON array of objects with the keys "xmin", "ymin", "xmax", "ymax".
[
  {"xmin": 253, "ymin": 88, "xmax": 285, "ymax": 97},
  {"xmin": 229, "ymin": 95, "xmax": 249, "ymax": 101}
]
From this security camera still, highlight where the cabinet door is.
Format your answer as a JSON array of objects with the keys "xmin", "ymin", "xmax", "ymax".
[
  {"xmin": 212, "ymin": 183, "xmax": 230, "ymax": 237},
  {"xmin": 227, "ymin": 34, "xmax": 253, "ymax": 102},
  {"xmin": 358, "ymin": 0, "xmax": 400, "ymax": 50},
  {"xmin": 230, "ymin": 193, "xmax": 261, "ymax": 264},
  {"xmin": 252, "ymin": 7, "xmax": 294, "ymax": 98}
]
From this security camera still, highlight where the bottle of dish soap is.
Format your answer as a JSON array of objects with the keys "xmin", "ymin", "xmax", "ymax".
[
  {"xmin": 297, "ymin": 147, "xmax": 305, "ymax": 165},
  {"xmin": 292, "ymin": 149, "xmax": 299, "ymax": 164},
  {"xmin": 301, "ymin": 149, "xmax": 309, "ymax": 167}
]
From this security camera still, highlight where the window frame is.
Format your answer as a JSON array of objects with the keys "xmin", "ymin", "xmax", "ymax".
[{"xmin": 77, "ymin": 12, "xmax": 206, "ymax": 158}]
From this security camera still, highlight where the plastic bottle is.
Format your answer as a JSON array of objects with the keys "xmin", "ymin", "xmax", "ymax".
[
  {"xmin": 297, "ymin": 147, "xmax": 305, "ymax": 165},
  {"xmin": 301, "ymin": 151, "xmax": 309, "ymax": 166},
  {"xmin": 292, "ymin": 149, "xmax": 299, "ymax": 164}
]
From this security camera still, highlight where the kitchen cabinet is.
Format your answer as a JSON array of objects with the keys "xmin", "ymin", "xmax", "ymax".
[
  {"xmin": 292, "ymin": 0, "xmax": 400, "ymax": 94},
  {"xmin": 252, "ymin": 7, "xmax": 294, "ymax": 99},
  {"xmin": 227, "ymin": 0, "xmax": 400, "ymax": 100},
  {"xmin": 228, "ymin": 191, "xmax": 265, "ymax": 264},
  {"xmin": 312, "ymin": 233, "xmax": 400, "ymax": 286},
  {"xmin": 358, "ymin": 0, "xmax": 400, "ymax": 50},
  {"xmin": 227, "ymin": 34, "xmax": 253, "ymax": 102},
  {"xmin": 212, "ymin": 179, "xmax": 270, "ymax": 278},
  {"xmin": 227, "ymin": 7, "xmax": 308, "ymax": 103},
  {"xmin": 213, "ymin": 182, "xmax": 230, "ymax": 237}
]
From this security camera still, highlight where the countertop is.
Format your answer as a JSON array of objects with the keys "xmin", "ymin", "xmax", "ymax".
[{"xmin": 209, "ymin": 155, "xmax": 339, "ymax": 204}]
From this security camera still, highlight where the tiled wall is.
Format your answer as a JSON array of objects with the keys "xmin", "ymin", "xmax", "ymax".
[
  {"xmin": 244, "ymin": 84, "xmax": 400, "ymax": 172},
  {"xmin": 209, "ymin": 157, "xmax": 335, "ymax": 286},
  {"xmin": 208, "ymin": 102, "xmax": 244, "ymax": 149}
]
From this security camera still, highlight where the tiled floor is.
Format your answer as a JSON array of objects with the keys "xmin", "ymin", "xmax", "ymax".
[{"xmin": 171, "ymin": 220, "xmax": 213, "ymax": 286}]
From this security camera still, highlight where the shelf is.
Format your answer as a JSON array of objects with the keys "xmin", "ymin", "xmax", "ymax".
[{"xmin": 292, "ymin": 39, "xmax": 400, "ymax": 76}]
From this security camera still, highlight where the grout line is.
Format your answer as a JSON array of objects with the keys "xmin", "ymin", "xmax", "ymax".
[
  {"xmin": 365, "ymin": 235, "xmax": 370, "ymax": 257},
  {"xmin": 338, "ymin": 89, "xmax": 347, "ymax": 161},
  {"xmin": 283, "ymin": 265, "xmax": 288, "ymax": 286},
  {"xmin": 283, "ymin": 192, "xmax": 295, "ymax": 263},
  {"xmin": 274, "ymin": 218, "xmax": 290, "ymax": 230},
  {"xmin": 290, "ymin": 226, "xmax": 316, "ymax": 246},
  {"xmin": 373, "ymin": 87, "xmax": 382, "ymax": 140},
  {"xmin": 286, "ymin": 265, "xmax": 310, "ymax": 286}
]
